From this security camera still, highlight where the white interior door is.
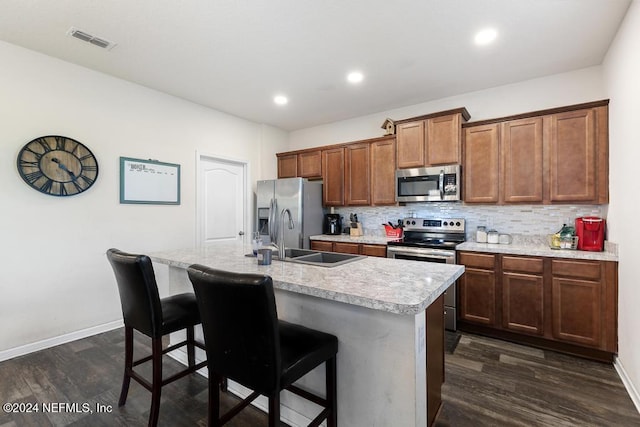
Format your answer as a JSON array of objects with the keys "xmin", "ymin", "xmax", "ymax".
[{"xmin": 197, "ymin": 155, "xmax": 247, "ymax": 245}]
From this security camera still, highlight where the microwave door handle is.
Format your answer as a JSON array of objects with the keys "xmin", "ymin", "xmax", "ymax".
[{"xmin": 439, "ymin": 170, "xmax": 445, "ymax": 200}]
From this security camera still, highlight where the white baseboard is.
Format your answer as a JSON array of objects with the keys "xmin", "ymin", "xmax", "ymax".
[
  {"xmin": 614, "ymin": 355, "xmax": 640, "ymax": 414},
  {"xmin": 0, "ymin": 320, "xmax": 124, "ymax": 363},
  {"xmin": 168, "ymin": 349, "xmax": 315, "ymax": 427}
]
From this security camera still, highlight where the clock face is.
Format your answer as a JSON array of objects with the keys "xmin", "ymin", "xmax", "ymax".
[{"xmin": 17, "ymin": 135, "xmax": 99, "ymax": 196}]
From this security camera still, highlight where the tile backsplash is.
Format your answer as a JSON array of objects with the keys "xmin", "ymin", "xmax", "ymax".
[{"xmin": 333, "ymin": 203, "xmax": 607, "ymax": 240}]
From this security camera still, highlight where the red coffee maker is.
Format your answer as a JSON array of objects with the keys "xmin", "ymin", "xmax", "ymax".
[{"xmin": 575, "ymin": 217, "xmax": 605, "ymax": 251}]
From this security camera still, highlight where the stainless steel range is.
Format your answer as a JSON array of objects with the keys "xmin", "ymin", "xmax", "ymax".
[{"xmin": 387, "ymin": 217, "xmax": 465, "ymax": 331}]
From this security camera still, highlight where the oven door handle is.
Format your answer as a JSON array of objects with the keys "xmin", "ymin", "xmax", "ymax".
[{"xmin": 387, "ymin": 246, "xmax": 455, "ymax": 259}]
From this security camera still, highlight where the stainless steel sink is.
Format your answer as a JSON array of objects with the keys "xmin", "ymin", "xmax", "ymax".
[{"xmin": 277, "ymin": 248, "xmax": 364, "ymax": 267}]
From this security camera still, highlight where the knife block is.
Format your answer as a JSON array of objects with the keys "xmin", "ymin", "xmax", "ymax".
[{"xmin": 350, "ymin": 223, "xmax": 363, "ymax": 236}]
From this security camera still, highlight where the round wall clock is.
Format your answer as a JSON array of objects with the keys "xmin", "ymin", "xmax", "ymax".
[{"xmin": 17, "ymin": 135, "xmax": 99, "ymax": 196}]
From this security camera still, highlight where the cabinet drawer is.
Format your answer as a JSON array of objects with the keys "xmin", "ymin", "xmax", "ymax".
[
  {"xmin": 502, "ymin": 256, "xmax": 543, "ymax": 274},
  {"xmin": 361, "ymin": 244, "xmax": 387, "ymax": 258},
  {"xmin": 333, "ymin": 242, "xmax": 360, "ymax": 254},
  {"xmin": 459, "ymin": 252, "xmax": 496, "ymax": 269},
  {"xmin": 310, "ymin": 240, "xmax": 333, "ymax": 252},
  {"xmin": 552, "ymin": 259, "xmax": 601, "ymax": 281}
]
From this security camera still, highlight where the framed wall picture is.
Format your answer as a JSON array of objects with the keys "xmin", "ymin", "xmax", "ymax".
[{"xmin": 119, "ymin": 157, "xmax": 180, "ymax": 205}]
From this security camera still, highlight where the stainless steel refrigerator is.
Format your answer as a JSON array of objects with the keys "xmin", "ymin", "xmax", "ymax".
[{"xmin": 256, "ymin": 178, "xmax": 323, "ymax": 249}]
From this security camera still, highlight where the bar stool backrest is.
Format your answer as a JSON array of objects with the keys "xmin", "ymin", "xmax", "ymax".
[
  {"xmin": 188, "ymin": 266, "xmax": 281, "ymax": 395},
  {"xmin": 107, "ymin": 248, "xmax": 163, "ymax": 338}
]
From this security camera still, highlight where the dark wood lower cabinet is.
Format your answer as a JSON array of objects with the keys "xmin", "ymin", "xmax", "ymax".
[
  {"xmin": 458, "ymin": 251, "xmax": 617, "ymax": 362},
  {"xmin": 458, "ymin": 252, "xmax": 497, "ymax": 325},
  {"xmin": 552, "ymin": 276, "xmax": 601, "ymax": 347},
  {"xmin": 310, "ymin": 240, "xmax": 387, "ymax": 257},
  {"xmin": 459, "ymin": 268, "xmax": 496, "ymax": 325},
  {"xmin": 502, "ymin": 272, "xmax": 544, "ymax": 335},
  {"xmin": 426, "ymin": 294, "xmax": 444, "ymax": 427}
]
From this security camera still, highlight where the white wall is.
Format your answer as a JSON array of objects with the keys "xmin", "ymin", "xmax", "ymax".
[
  {"xmin": 0, "ymin": 40, "xmax": 287, "ymax": 355},
  {"xmin": 603, "ymin": 0, "xmax": 640, "ymax": 408},
  {"xmin": 288, "ymin": 66, "xmax": 606, "ymax": 149}
]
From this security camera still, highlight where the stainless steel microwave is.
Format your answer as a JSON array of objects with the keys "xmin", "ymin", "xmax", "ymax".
[{"xmin": 395, "ymin": 164, "xmax": 461, "ymax": 202}]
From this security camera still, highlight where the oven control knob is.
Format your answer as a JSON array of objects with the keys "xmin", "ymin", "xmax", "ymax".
[
  {"xmin": 456, "ymin": 221, "xmax": 461, "ymax": 226},
  {"xmin": 411, "ymin": 220, "xmax": 416, "ymax": 225},
  {"xmin": 443, "ymin": 221, "xmax": 448, "ymax": 226}
]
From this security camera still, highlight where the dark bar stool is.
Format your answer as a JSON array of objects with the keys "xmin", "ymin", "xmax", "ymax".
[
  {"xmin": 106, "ymin": 248, "xmax": 208, "ymax": 427},
  {"xmin": 187, "ymin": 265, "xmax": 338, "ymax": 427}
]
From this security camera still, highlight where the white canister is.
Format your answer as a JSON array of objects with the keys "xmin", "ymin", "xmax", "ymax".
[
  {"xmin": 476, "ymin": 226, "xmax": 487, "ymax": 243},
  {"xmin": 498, "ymin": 234, "xmax": 512, "ymax": 244},
  {"xmin": 487, "ymin": 230, "xmax": 499, "ymax": 244}
]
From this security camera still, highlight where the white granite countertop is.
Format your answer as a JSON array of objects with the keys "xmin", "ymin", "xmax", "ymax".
[
  {"xmin": 457, "ymin": 241, "xmax": 618, "ymax": 262},
  {"xmin": 149, "ymin": 241, "xmax": 464, "ymax": 315},
  {"xmin": 310, "ymin": 234, "xmax": 400, "ymax": 245},
  {"xmin": 313, "ymin": 233, "xmax": 618, "ymax": 262}
]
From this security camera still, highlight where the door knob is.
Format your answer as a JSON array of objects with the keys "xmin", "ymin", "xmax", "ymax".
[{"xmin": 238, "ymin": 231, "xmax": 245, "ymax": 236}]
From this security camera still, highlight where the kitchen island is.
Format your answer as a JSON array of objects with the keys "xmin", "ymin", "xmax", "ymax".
[{"xmin": 150, "ymin": 241, "xmax": 464, "ymax": 427}]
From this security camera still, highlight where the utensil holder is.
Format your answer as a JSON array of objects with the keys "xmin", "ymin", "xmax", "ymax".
[
  {"xmin": 384, "ymin": 225, "xmax": 403, "ymax": 239},
  {"xmin": 350, "ymin": 223, "xmax": 363, "ymax": 236}
]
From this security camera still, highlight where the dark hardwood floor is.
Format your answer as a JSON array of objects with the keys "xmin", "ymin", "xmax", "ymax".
[
  {"xmin": 1, "ymin": 328, "xmax": 638, "ymax": 426},
  {"xmin": 436, "ymin": 333, "xmax": 640, "ymax": 427}
]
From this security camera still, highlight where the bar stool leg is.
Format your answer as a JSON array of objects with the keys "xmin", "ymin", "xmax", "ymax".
[
  {"xmin": 149, "ymin": 337, "xmax": 163, "ymax": 427},
  {"xmin": 210, "ymin": 373, "xmax": 221, "ymax": 427},
  {"xmin": 186, "ymin": 326, "xmax": 196, "ymax": 368},
  {"xmin": 268, "ymin": 394, "xmax": 280, "ymax": 427},
  {"xmin": 118, "ymin": 326, "xmax": 134, "ymax": 406},
  {"xmin": 326, "ymin": 356, "xmax": 337, "ymax": 427}
]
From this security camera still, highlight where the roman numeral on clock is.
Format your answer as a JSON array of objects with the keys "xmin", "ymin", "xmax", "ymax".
[{"xmin": 24, "ymin": 170, "xmax": 43, "ymax": 183}]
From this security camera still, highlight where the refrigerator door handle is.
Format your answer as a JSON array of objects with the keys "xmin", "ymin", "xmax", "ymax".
[{"xmin": 269, "ymin": 198, "xmax": 277, "ymax": 244}]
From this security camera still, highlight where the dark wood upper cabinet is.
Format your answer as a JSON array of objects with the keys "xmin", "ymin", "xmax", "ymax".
[
  {"xmin": 502, "ymin": 117, "xmax": 544, "ymax": 203},
  {"xmin": 277, "ymin": 149, "xmax": 322, "ymax": 179},
  {"xmin": 396, "ymin": 120, "xmax": 426, "ymax": 168},
  {"xmin": 396, "ymin": 109, "xmax": 469, "ymax": 169},
  {"xmin": 345, "ymin": 143, "xmax": 370, "ymax": 205},
  {"xmin": 463, "ymin": 100, "xmax": 609, "ymax": 205},
  {"xmin": 370, "ymin": 137, "xmax": 396, "ymax": 205},
  {"xmin": 277, "ymin": 153, "xmax": 297, "ymax": 178},
  {"xmin": 463, "ymin": 124, "xmax": 500, "ymax": 203},
  {"xmin": 322, "ymin": 147, "xmax": 345, "ymax": 206},
  {"xmin": 426, "ymin": 113, "xmax": 462, "ymax": 165},
  {"xmin": 548, "ymin": 108, "xmax": 597, "ymax": 202},
  {"xmin": 297, "ymin": 149, "xmax": 322, "ymax": 178}
]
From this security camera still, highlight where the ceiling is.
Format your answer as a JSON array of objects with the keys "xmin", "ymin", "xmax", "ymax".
[{"xmin": 0, "ymin": 0, "xmax": 631, "ymax": 131}]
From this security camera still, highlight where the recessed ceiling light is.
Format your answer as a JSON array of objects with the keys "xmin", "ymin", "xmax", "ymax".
[
  {"xmin": 347, "ymin": 71, "xmax": 364, "ymax": 84},
  {"xmin": 273, "ymin": 95, "xmax": 288, "ymax": 106},
  {"xmin": 474, "ymin": 28, "xmax": 498, "ymax": 46}
]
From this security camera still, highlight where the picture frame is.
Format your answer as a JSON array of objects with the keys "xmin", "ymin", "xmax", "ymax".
[{"xmin": 119, "ymin": 157, "xmax": 180, "ymax": 205}]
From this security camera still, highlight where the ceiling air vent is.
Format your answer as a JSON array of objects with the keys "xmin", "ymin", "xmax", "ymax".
[{"xmin": 66, "ymin": 27, "xmax": 117, "ymax": 51}]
